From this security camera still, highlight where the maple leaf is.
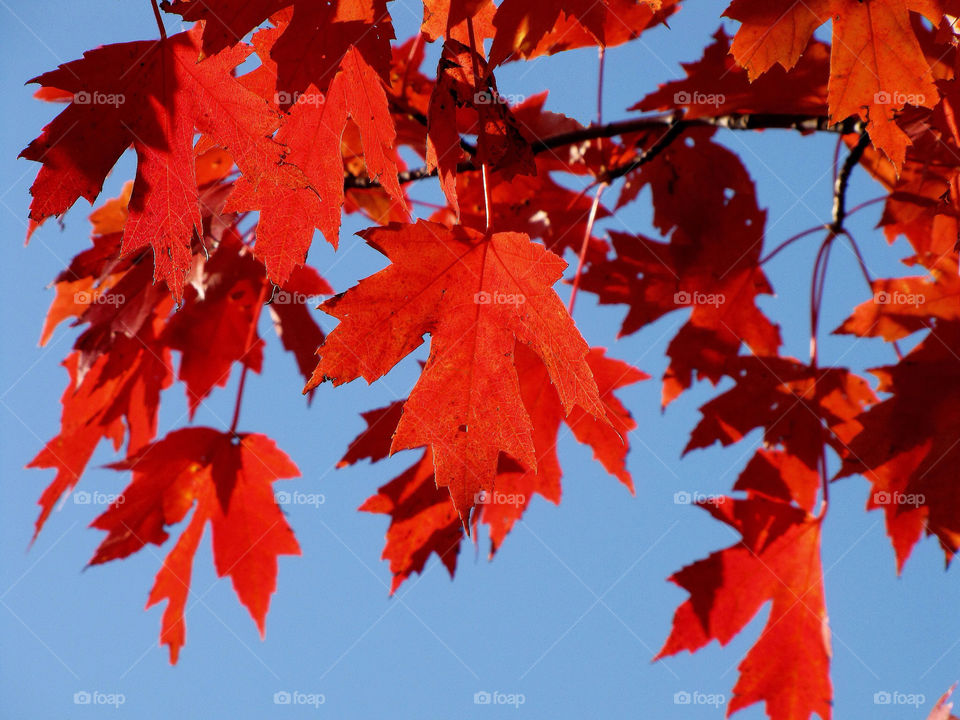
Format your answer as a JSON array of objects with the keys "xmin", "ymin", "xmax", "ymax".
[
  {"xmin": 834, "ymin": 266, "xmax": 960, "ymax": 341},
  {"xmin": 306, "ymin": 219, "xmax": 607, "ymax": 520},
  {"xmin": 343, "ymin": 343, "xmax": 643, "ymax": 587},
  {"xmin": 91, "ymin": 427, "xmax": 300, "ymax": 663},
  {"xmin": 161, "ymin": 230, "xmax": 266, "ymax": 417},
  {"xmin": 929, "ymin": 684, "xmax": 960, "ymax": 720},
  {"xmin": 21, "ymin": 28, "xmax": 283, "ymax": 302},
  {"xmin": 634, "ymin": 29, "xmax": 829, "ymax": 119},
  {"xmin": 480, "ymin": 344, "xmax": 646, "ymax": 551},
  {"xmin": 685, "ymin": 356, "xmax": 876, "ymax": 468},
  {"xmin": 38, "ymin": 179, "xmax": 132, "ymax": 346},
  {"xmin": 658, "ymin": 494, "xmax": 832, "ymax": 720},
  {"xmin": 162, "ymin": 0, "xmax": 395, "ymax": 90},
  {"xmin": 359, "ymin": 447, "xmax": 464, "ymax": 593},
  {"xmin": 229, "ymin": 44, "xmax": 406, "ymax": 282},
  {"xmin": 432, "ymin": 166, "xmax": 611, "ymax": 263},
  {"xmin": 839, "ymin": 322, "xmax": 960, "ymax": 570},
  {"xmin": 488, "ymin": 0, "xmax": 663, "ymax": 66},
  {"xmin": 724, "ymin": 0, "xmax": 939, "ymax": 167},
  {"xmin": 421, "ymin": 0, "xmax": 496, "ymax": 43},
  {"xmin": 583, "ymin": 131, "xmax": 781, "ymax": 404},
  {"xmin": 29, "ymin": 319, "xmax": 172, "ymax": 539},
  {"xmin": 426, "ymin": 39, "xmax": 536, "ymax": 214},
  {"xmin": 268, "ymin": 265, "xmax": 334, "ymax": 391},
  {"xmin": 505, "ymin": 0, "xmax": 678, "ymax": 60}
]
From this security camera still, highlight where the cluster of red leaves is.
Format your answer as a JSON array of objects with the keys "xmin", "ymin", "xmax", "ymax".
[{"xmin": 18, "ymin": 1, "xmax": 960, "ymax": 718}]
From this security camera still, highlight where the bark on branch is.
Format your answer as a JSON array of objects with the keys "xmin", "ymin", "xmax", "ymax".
[{"xmin": 344, "ymin": 113, "xmax": 868, "ymax": 190}]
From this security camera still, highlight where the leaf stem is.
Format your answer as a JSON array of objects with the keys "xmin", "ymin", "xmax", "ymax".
[
  {"xmin": 229, "ymin": 281, "xmax": 268, "ymax": 435},
  {"xmin": 596, "ymin": 46, "xmax": 605, "ymax": 126},
  {"xmin": 150, "ymin": 0, "xmax": 167, "ymax": 41},
  {"xmin": 465, "ymin": 15, "xmax": 493, "ymax": 232},
  {"xmin": 568, "ymin": 182, "xmax": 607, "ymax": 315},
  {"xmin": 809, "ymin": 232, "xmax": 834, "ymax": 368}
]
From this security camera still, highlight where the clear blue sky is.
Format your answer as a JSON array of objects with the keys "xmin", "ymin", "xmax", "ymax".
[{"xmin": 1, "ymin": 2, "xmax": 957, "ymax": 718}]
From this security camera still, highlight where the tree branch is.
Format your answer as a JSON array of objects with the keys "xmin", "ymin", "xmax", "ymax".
[
  {"xmin": 829, "ymin": 131, "xmax": 871, "ymax": 233},
  {"xmin": 344, "ymin": 113, "xmax": 868, "ymax": 190}
]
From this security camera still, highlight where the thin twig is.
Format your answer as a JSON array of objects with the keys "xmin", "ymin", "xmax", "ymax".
[
  {"xmin": 830, "ymin": 132, "xmax": 871, "ymax": 233},
  {"xmin": 839, "ymin": 229, "xmax": 905, "ymax": 361},
  {"xmin": 602, "ymin": 115, "xmax": 684, "ymax": 183}
]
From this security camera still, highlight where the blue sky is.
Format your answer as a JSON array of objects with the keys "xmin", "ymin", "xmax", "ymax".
[{"xmin": 1, "ymin": 1, "xmax": 957, "ymax": 718}]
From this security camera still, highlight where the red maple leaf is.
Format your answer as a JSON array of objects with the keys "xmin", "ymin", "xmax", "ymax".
[
  {"xmin": 839, "ymin": 321, "xmax": 960, "ymax": 569},
  {"xmin": 488, "ymin": 0, "xmax": 664, "ymax": 65},
  {"xmin": 229, "ymin": 44, "xmax": 406, "ymax": 283},
  {"xmin": 426, "ymin": 39, "xmax": 535, "ymax": 215},
  {"xmin": 724, "ymin": 0, "xmax": 939, "ymax": 167},
  {"xmin": 91, "ymin": 427, "xmax": 300, "ymax": 663},
  {"xmin": 21, "ymin": 28, "xmax": 284, "ymax": 301},
  {"xmin": 307, "ymin": 220, "xmax": 607, "ymax": 520},
  {"xmin": 583, "ymin": 131, "xmax": 781, "ymax": 404},
  {"xmin": 635, "ymin": 29, "xmax": 829, "ymax": 119},
  {"xmin": 346, "ymin": 344, "xmax": 644, "ymax": 587},
  {"xmin": 658, "ymin": 493, "xmax": 832, "ymax": 720}
]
